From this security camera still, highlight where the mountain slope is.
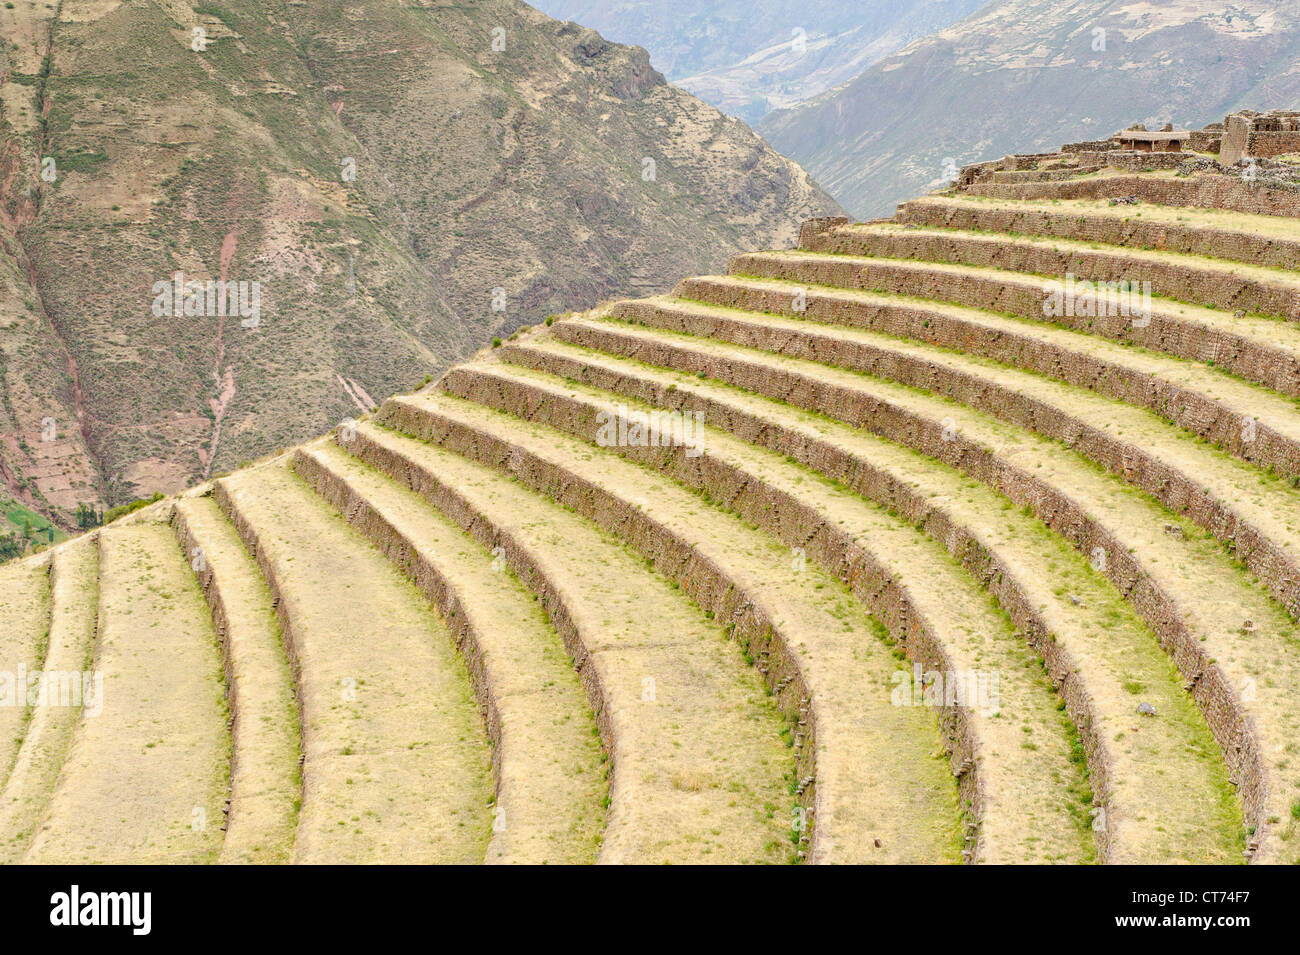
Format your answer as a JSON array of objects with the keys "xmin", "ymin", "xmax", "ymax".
[
  {"xmin": 532, "ymin": 0, "xmax": 984, "ymax": 123},
  {"xmin": 760, "ymin": 0, "xmax": 1300, "ymax": 217},
  {"xmin": 0, "ymin": 0, "xmax": 839, "ymax": 528}
]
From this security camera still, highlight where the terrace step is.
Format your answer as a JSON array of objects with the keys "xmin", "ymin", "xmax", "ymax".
[
  {"xmin": 6, "ymin": 153, "xmax": 1300, "ymax": 867},
  {"xmin": 801, "ymin": 222, "xmax": 1300, "ymax": 320},
  {"xmin": 898, "ymin": 195, "xmax": 1300, "ymax": 270},
  {"xmin": 336, "ymin": 420, "xmax": 803, "ymax": 864},
  {"xmin": 673, "ymin": 276, "xmax": 1300, "ymax": 483},
  {"xmin": 0, "ymin": 539, "xmax": 96, "ymax": 862},
  {"xmin": 434, "ymin": 361, "xmax": 1106, "ymax": 863},
  {"xmin": 216, "ymin": 459, "xmax": 493, "ymax": 864},
  {"xmin": 526, "ymin": 315, "xmax": 1300, "ymax": 862},
  {"xmin": 961, "ymin": 170, "xmax": 1300, "ymax": 219},
  {"xmin": 730, "ymin": 250, "xmax": 1300, "ymax": 399},
  {"xmin": 0, "ymin": 556, "xmax": 51, "ymax": 791},
  {"xmin": 365, "ymin": 400, "xmax": 975, "ymax": 864},
  {"xmin": 492, "ymin": 336, "xmax": 1244, "ymax": 863},
  {"xmin": 24, "ymin": 524, "xmax": 229, "ymax": 863},
  {"xmin": 988, "ymin": 165, "xmax": 1104, "ymax": 183},
  {"xmin": 171, "ymin": 496, "xmax": 302, "ymax": 865},
  {"xmin": 602, "ymin": 296, "xmax": 1300, "ymax": 621},
  {"xmin": 291, "ymin": 441, "xmax": 607, "ymax": 864}
]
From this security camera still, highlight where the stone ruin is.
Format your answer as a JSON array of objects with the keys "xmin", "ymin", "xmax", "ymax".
[
  {"xmin": 1220, "ymin": 109, "xmax": 1300, "ymax": 164},
  {"xmin": 1116, "ymin": 123, "xmax": 1190, "ymax": 152},
  {"xmin": 955, "ymin": 109, "xmax": 1300, "ymax": 188}
]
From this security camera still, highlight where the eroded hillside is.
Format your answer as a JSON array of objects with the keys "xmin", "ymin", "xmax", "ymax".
[{"xmin": 0, "ymin": 0, "xmax": 839, "ymax": 529}]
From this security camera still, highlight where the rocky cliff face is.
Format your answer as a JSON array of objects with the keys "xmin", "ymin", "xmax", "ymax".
[{"xmin": 0, "ymin": 0, "xmax": 839, "ymax": 525}]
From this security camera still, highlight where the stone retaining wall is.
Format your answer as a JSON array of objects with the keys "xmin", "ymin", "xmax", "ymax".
[
  {"xmin": 731, "ymin": 251, "xmax": 1300, "ymax": 399},
  {"xmin": 897, "ymin": 199, "xmax": 1300, "ymax": 270},
  {"xmin": 802, "ymin": 228, "xmax": 1300, "ymax": 320},
  {"xmin": 674, "ymin": 278, "xmax": 1300, "ymax": 485},
  {"xmin": 373, "ymin": 398, "xmax": 831, "ymax": 862},
  {"xmin": 530, "ymin": 319, "xmax": 1270, "ymax": 856},
  {"xmin": 493, "ymin": 343, "xmax": 1118, "ymax": 860},
  {"xmin": 964, "ymin": 172, "xmax": 1300, "ymax": 218}
]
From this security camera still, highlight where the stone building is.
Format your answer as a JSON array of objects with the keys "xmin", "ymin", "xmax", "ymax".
[
  {"xmin": 1116, "ymin": 125, "xmax": 1190, "ymax": 152},
  {"xmin": 1220, "ymin": 110, "xmax": 1300, "ymax": 164}
]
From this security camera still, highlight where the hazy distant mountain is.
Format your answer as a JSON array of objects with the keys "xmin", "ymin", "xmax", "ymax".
[
  {"xmin": 760, "ymin": 0, "xmax": 1300, "ymax": 217},
  {"xmin": 530, "ymin": 0, "xmax": 985, "ymax": 123}
]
